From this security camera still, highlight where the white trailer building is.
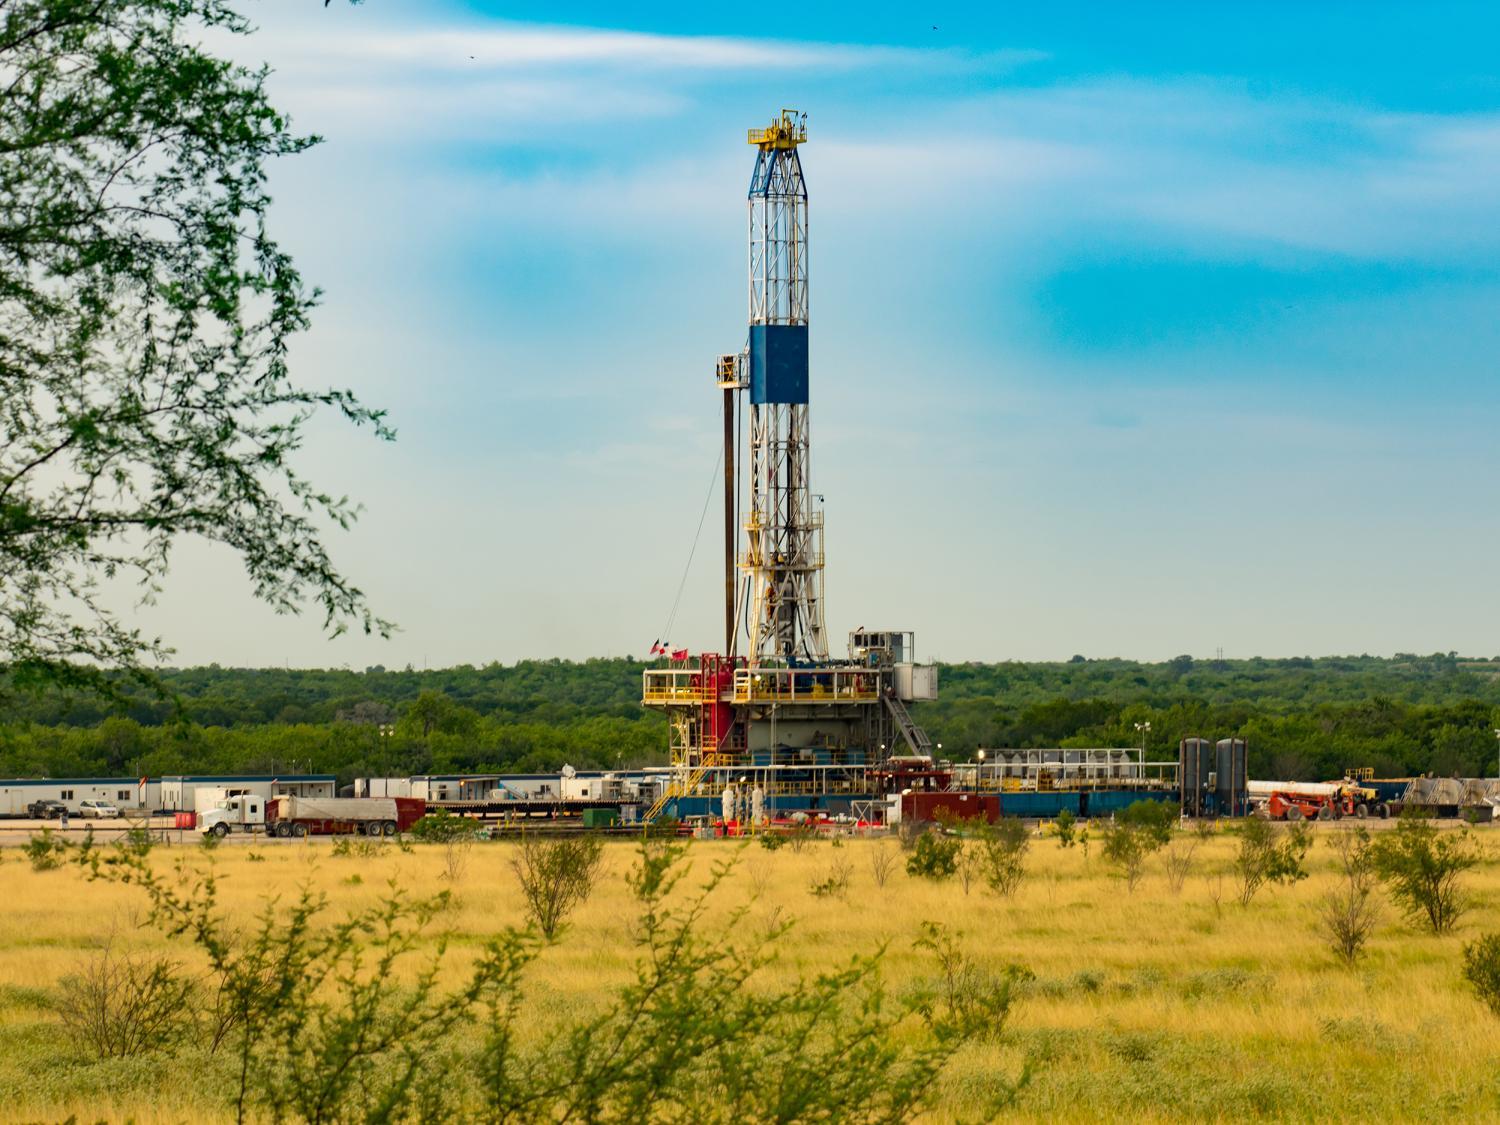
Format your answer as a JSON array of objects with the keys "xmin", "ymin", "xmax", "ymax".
[
  {"xmin": 354, "ymin": 771, "xmax": 661, "ymax": 805},
  {"xmin": 158, "ymin": 774, "xmax": 336, "ymax": 812},
  {"xmin": 0, "ymin": 777, "xmax": 158, "ymax": 816}
]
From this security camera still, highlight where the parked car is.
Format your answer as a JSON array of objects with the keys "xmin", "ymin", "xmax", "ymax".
[
  {"xmin": 26, "ymin": 799, "xmax": 68, "ymax": 819},
  {"xmin": 78, "ymin": 800, "xmax": 121, "ymax": 819}
]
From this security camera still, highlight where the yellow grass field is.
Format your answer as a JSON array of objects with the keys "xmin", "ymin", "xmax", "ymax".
[{"xmin": 1, "ymin": 823, "xmax": 1497, "ymax": 1122}]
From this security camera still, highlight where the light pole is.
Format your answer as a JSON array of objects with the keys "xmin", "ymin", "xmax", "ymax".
[
  {"xmin": 376, "ymin": 723, "xmax": 395, "ymax": 779},
  {"xmin": 976, "ymin": 749, "xmax": 986, "ymax": 796},
  {"xmin": 1493, "ymin": 729, "xmax": 1499, "ymax": 780},
  {"xmin": 1133, "ymin": 721, "xmax": 1151, "ymax": 780}
]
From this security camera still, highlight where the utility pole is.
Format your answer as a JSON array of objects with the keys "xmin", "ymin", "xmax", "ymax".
[{"xmin": 719, "ymin": 361, "xmax": 739, "ymax": 658}]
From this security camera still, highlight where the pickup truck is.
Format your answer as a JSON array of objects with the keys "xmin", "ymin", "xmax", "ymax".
[{"xmin": 27, "ymin": 799, "xmax": 68, "ymax": 819}]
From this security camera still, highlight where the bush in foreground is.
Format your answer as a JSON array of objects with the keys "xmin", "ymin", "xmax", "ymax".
[
  {"xmin": 73, "ymin": 838, "xmax": 1021, "ymax": 1122},
  {"xmin": 1462, "ymin": 933, "xmax": 1500, "ymax": 1018}
]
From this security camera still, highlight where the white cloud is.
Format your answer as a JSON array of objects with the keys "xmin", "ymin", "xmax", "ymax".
[{"xmin": 291, "ymin": 25, "xmax": 904, "ymax": 72}]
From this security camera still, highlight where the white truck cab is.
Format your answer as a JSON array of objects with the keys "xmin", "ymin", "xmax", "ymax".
[{"xmin": 198, "ymin": 794, "xmax": 265, "ymax": 836}]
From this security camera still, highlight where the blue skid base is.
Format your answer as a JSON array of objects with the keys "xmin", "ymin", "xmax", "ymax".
[
  {"xmin": 657, "ymin": 790, "xmax": 1181, "ymax": 823},
  {"xmin": 661, "ymin": 793, "xmax": 872, "ymax": 821}
]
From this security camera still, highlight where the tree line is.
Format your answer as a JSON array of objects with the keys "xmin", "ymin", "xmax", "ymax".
[{"xmin": 2, "ymin": 653, "xmax": 1499, "ymax": 784}]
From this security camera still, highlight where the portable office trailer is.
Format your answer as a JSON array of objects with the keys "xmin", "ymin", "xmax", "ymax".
[
  {"xmin": 0, "ymin": 778, "xmax": 157, "ymax": 816},
  {"xmin": 356, "ymin": 771, "xmax": 663, "ymax": 806},
  {"xmin": 355, "ymin": 777, "xmax": 415, "ymax": 799},
  {"xmin": 158, "ymin": 774, "xmax": 336, "ymax": 813}
]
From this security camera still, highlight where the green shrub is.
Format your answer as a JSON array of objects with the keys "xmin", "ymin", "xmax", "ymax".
[
  {"xmin": 1371, "ymin": 812, "xmax": 1477, "ymax": 934},
  {"xmin": 1052, "ymin": 808, "xmax": 1077, "ymax": 848},
  {"xmin": 77, "ymin": 834, "xmax": 1024, "ymax": 1122},
  {"xmin": 58, "ymin": 942, "xmax": 195, "ymax": 1059},
  {"xmin": 1462, "ymin": 933, "xmax": 1500, "ymax": 1018},
  {"xmin": 1233, "ymin": 817, "xmax": 1310, "ymax": 905},
  {"xmin": 1116, "ymin": 799, "xmax": 1177, "ymax": 846},
  {"xmin": 912, "ymin": 921, "xmax": 1022, "ymax": 1043},
  {"xmin": 906, "ymin": 829, "xmax": 962, "ymax": 880},
  {"xmin": 409, "ymin": 809, "xmax": 484, "ymax": 844},
  {"xmin": 1320, "ymin": 829, "xmax": 1380, "ymax": 967},
  {"xmin": 1101, "ymin": 804, "xmax": 1174, "ymax": 892},
  {"xmin": 808, "ymin": 856, "xmax": 853, "ymax": 899},
  {"xmin": 971, "ymin": 818, "xmax": 1030, "ymax": 895},
  {"xmin": 510, "ymin": 833, "xmax": 605, "ymax": 939},
  {"xmin": 331, "ymin": 836, "xmax": 383, "ymax": 859},
  {"xmin": 24, "ymin": 828, "xmax": 70, "ymax": 871},
  {"xmin": 117, "ymin": 826, "xmax": 155, "ymax": 858}
]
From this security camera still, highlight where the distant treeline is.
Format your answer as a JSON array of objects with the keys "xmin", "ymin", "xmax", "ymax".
[{"xmin": 2, "ymin": 653, "xmax": 1498, "ymax": 785}]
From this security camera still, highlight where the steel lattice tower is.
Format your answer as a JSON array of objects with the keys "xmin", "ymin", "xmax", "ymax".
[
  {"xmin": 742, "ymin": 110, "xmax": 826, "ymax": 665},
  {"xmin": 639, "ymin": 110, "xmax": 938, "ymax": 824}
]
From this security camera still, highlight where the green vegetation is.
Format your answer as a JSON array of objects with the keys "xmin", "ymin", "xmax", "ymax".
[
  {"xmin": 3, "ymin": 653, "xmax": 1500, "ymax": 784},
  {"xmin": 1101, "ymin": 800, "xmax": 1177, "ymax": 891},
  {"xmin": 969, "ymin": 817, "xmax": 1032, "ymax": 896},
  {"xmin": 1319, "ymin": 828, "xmax": 1380, "ymax": 967},
  {"xmin": 1233, "ymin": 818, "xmax": 1312, "ymax": 906},
  {"xmin": 1370, "ymin": 812, "xmax": 1479, "ymax": 934},
  {"xmin": 0, "ymin": 0, "xmax": 385, "ymax": 693},
  {"xmin": 510, "ymin": 833, "xmax": 605, "ymax": 939},
  {"xmin": 52, "ymin": 839, "xmax": 1018, "ymax": 1123},
  {"xmin": 906, "ymin": 830, "xmax": 962, "ymax": 880},
  {"xmin": 5, "ymin": 829, "xmax": 1498, "ymax": 1122},
  {"xmin": 1462, "ymin": 933, "xmax": 1500, "ymax": 1019}
]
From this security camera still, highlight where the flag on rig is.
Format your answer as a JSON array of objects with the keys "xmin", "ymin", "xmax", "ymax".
[
  {"xmin": 670, "ymin": 648, "xmax": 689, "ymax": 662},
  {"xmin": 649, "ymin": 640, "xmax": 666, "ymax": 656}
]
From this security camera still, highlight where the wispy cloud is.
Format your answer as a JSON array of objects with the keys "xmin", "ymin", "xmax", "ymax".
[
  {"xmin": 301, "ymin": 25, "xmax": 933, "ymax": 72},
  {"xmin": 241, "ymin": 18, "xmax": 1046, "ymax": 85}
]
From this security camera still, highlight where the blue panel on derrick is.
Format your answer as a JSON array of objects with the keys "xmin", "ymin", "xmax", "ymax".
[{"xmin": 749, "ymin": 324, "xmax": 809, "ymax": 404}]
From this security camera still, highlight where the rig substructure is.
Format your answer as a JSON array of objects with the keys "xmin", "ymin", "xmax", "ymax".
[{"xmin": 642, "ymin": 110, "xmax": 938, "ymax": 822}]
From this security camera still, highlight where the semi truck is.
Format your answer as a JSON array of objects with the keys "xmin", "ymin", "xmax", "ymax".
[{"xmin": 198, "ymin": 794, "xmax": 427, "ymax": 838}]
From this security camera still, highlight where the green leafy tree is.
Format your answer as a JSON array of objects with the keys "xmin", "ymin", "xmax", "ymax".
[
  {"xmin": 1319, "ymin": 828, "xmax": 1380, "ymax": 967},
  {"xmin": 0, "ymin": 0, "xmax": 389, "ymax": 693},
  {"xmin": 970, "ymin": 817, "xmax": 1031, "ymax": 896},
  {"xmin": 1051, "ymin": 808, "xmax": 1077, "ymax": 847},
  {"xmin": 1462, "ymin": 933, "xmax": 1500, "ymax": 1018},
  {"xmin": 905, "ymin": 829, "xmax": 962, "ymax": 880},
  {"xmin": 1233, "ymin": 817, "xmax": 1311, "ymax": 906},
  {"xmin": 1370, "ymin": 813, "xmax": 1478, "ymax": 934},
  {"xmin": 1116, "ymin": 798, "xmax": 1177, "ymax": 846},
  {"xmin": 510, "ymin": 832, "xmax": 605, "ymax": 939},
  {"xmin": 1098, "ymin": 800, "xmax": 1177, "ymax": 891}
]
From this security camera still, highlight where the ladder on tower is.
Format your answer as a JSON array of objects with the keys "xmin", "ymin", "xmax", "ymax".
[{"xmin": 883, "ymin": 693, "xmax": 933, "ymax": 756}]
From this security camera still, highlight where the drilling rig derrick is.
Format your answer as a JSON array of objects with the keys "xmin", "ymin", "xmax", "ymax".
[{"xmin": 641, "ymin": 111, "xmax": 937, "ymax": 824}]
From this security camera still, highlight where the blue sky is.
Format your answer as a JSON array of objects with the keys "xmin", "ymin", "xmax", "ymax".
[{"xmin": 139, "ymin": 1, "xmax": 1500, "ymax": 666}]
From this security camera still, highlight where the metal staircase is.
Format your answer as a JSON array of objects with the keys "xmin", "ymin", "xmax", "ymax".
[
  {"xmin": 643, "ymin": 722, "xmax": 741, "ymax": 823},
  {"xmin": 883, "ymin": 693, "xmax": 932, "ymax": 756}
]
